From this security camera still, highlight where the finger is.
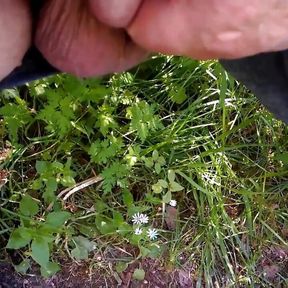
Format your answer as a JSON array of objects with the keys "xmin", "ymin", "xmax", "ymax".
[
  {"xmin": 89, "ymin": 0, "xmax": 142, "ymax": 28},
  {"xmin": 128, "ymin": 0, "xmax": 288, "ymax": 60},
  {"xmin": 0, "ymin": 0, "xmax": 31, "ymax": 81},
  {"xmin": 35, "ymin": 0, "xmax": 147, "ymax": 77}
]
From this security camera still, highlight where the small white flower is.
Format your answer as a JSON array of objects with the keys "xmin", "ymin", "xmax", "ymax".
[
  {"xmin": 169, "ymin": 200, "xmax": 177, "ymax": 207},
  {"xmin": 134, "ymin": 227, "xmax": 143, "ymax": 235},
  {"xmin": 132, "ymin": 213, "xmax": 149, "ymax": 225},
  {"xmin": 132, "ymin": 212, "xmax": 142, "ymax": 225},
  {"xmin": 139, "ymin": 213, "xmax": 149, "ymax": 224},
  {"xmin": 147, "ymin": 228, "xmax": 158, "ymax": 240}
]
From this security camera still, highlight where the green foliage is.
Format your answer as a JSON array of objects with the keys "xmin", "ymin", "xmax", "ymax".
[
  {"xmin": 19, "ymin": 195, "xmax": 39, "ymax": 217},
  {"xmin": 0, "ymin": 102, "xmax": 32, "ymax": 142},
  {"xmin": 1, "ymin": 58, "xmax": 288, "ymax": 286},
  {"xmin": 33, "ymin": 159, "xmax": 76, "ymax": 203},
  {"xmin": 132, "ymin": 268, "xmax": 145, "ymax": 281},
  {"xmin": 89, "ymin": 136, "xmax": 123, "ymax": 164},
  {"xmin": 71, "ymin": 236, "xmax": 97, "ymax": 260},
  {"xmin": 126, "ymin": 101, "xmax": 163, "ymax": 142}
]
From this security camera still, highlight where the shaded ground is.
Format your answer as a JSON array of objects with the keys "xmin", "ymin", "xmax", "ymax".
[
  {"xmin": 0, "ymin": 259, "xmax": 194, "ymax": 288},
  {"xmin": 0, "ymin": 245, "xmax": 287, "ymax": 288}
]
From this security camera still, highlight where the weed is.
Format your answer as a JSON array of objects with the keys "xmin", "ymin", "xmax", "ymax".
[{"xmin": 0, "ymin": 56, "xmax": 287, "ymax": 286}]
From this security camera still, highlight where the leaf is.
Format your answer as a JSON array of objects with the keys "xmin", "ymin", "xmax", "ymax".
[
  {"xmin": 132, "ymin": 268, "xmax": 145, "ymax": 281},
  {"xmin": 46, "ymin": 211, "xmax": 71, "ymax": 228},
  {"xmin": 95, "ymin": 216, "xmax": 116, "ymax": 234},
  {"xmin": 168, "ymin": 86, "xmax": 187, "ymax": 104},
  {"xmin": 0, "ymin": 103, "xmax": 32, "ymax": 142},
  {"xmin": 152, "ymin": 183, "xmax": 163, "ymax": 194},
  {"xmin": 40, "ymin": 262, "xmax": 60, "ymax": 278},
  {"xmin": 32, "ymin": 178, "xmax": 42, "ymax": 190},
  {"xmin": 168, "ymin": 170, "xmax": 176, "ymax": 183},
  {"xmin": 115, "ymin": 262, "xmax": 128, "ymax": 273},
  {"xmin": 122, "ymin": 190, "xmax": 134, "ymax": 207},
  {"xmin": 154, "ymin": 163, "xmax": 161, "ymax": 174},
  {"xmin": 14, "ymin": 259, "xmax": 30, "ymax": 274},
  {"xmin": 158, "ymin": 179, "xmax": 168, "ymax": 188},
  {"xmin": 152, "ymin": 150, "xmax": 159, "ymax": 161},
  {"xmin": 113, "ymin": 211, "xmax": 124, "ymax": 226},
  {"xmin": 126, "ymin": 101, "xmax": 163, "ymax": 142},
  {"xmin": 71, "ymin": 236, "xmax": 96, "ymax": 260},
  {"xmin": 147, "ymin": 244, "xmax": 162, "ymax": 258},
  {"xmin": 19, "ymin": 195, "xmax": 39, "ymax": 217},
  {"xmin": 169, "ymin": 182, "xmax": 184, "ymax": 192},
  {"xmin": 143, "ymin": 157, "xmax": 154, "ymax": 168},
  {"xmin": 71, "ymin": 246, "xmax": 88, "ymax": 260},
  {"xmin": 101, "ymin": 161, "xmax": 128, "ymax": 193},
  {"xmin": 6, "ymin": 228, "xmax": 32, "ymax": 249},
  {"xmin": 73, "ymin": 236, "xmax": 96, "ymax": 252},
  {"xmin": 31, "ymin": 238, "xmax": 49, "ymax": 267},
  {"xmin": 36, "ymin": 161, "xmax": 48, "ymax": 174},
  {"xmin": 275, "ymin": 152, "xmax": 288, "ymax": 164},
  {"xmin": 163, "ymin": 191, "xmax": 172, "ymax": 203},
  {"xmin": 61, "ymin": 175, "xmax": 75, "ymax": 187},
  {"xmin": 89, "ymin": 137, "xmax": 123, "ymax": 164},
  {"xmin": 157, "ymin": 156, "xmax": 166, "ymax": 166}
]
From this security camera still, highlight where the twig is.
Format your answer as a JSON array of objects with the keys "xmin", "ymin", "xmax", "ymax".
[{"xmin": 57, "ymin": 175, "xmax": 103, "ymax": 201}]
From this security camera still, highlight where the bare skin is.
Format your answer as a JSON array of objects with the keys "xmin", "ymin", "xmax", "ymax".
[
  {"xmin": 0, "ymin": 0, "xmax": 31, "ymax": 81},
  {"xmin": 2, "ymin": 0, "xmax": 288, "ymax": 80}
]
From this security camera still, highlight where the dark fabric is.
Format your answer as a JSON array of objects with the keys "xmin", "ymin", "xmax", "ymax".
[
  {"xmin": 220, "ymin": 51, "xmax": 288, "ymax": 123},
  {"xmin": 0, "ymin": 46, "xmax": 58, "ymax": 89}
]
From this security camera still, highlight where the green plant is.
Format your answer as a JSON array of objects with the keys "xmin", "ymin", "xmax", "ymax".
[{"xmin": 0, "ymin": 57, "xmax": 287, "ymax": 286}]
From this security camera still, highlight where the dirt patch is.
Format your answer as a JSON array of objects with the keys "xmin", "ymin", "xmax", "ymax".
[
  {"xmin": 0, "ymin": 258, "xmax": 195, "ymax": 288},
  {"xmin": 1, "ymin": 245, "xmax": 287, "ymax": 287},
  {"xmin": 257, "ymin": 245, "xmax": 288, "ymax": 284}
]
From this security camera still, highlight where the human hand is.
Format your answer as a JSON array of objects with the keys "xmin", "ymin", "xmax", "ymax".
[{"xmin": 2, "ymin": 0, "xmax": 288, "ymax": 81}]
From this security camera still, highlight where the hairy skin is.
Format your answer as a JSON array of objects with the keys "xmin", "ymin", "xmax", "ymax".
[
  {"xmin": 0, "ymin": 0, "xmax": 31, "ymax": 81},
  {"xmin": 35, "ymin": 0, "xmax": 147, "ymax": 77}
]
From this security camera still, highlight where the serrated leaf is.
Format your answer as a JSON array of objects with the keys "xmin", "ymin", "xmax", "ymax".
[
  {"xmin": 31, "ymin": 238, "xmax": 49, "ymax": 267},
  {"xmin": 14, "ymin": 259, "xmax": 30, "ymax": 274},
  {"xmin": 46, "ymin": 211, "xmax": 71, "ymax": 228},
  {"xmin": 158, "ymin": 179, "xmax": 168, "ymax": 188},
  {"xmin": 19, "ymin": 195, "xmax": 39, "ymax": 217},
  {"xmin": 168, "ymin": 170, "xmax": 176, "ymax": 183},
  {"xmin": 163, "ymin": 191, "xmax": 172, "ymax": 203},
  {"xmin": 6, "ymin": 228, "xmax": 32, "ymax": 249},
  {"xmin": 169, "ymin": 182, "xmax": 184, "ymax": 192},
  {"xmin": 132, "ymin": 268, "xmax": 145, "ymax": 281},
  {"xmin": 40, "ymin": 262, "xmax": 60, "ymax": 278}
]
